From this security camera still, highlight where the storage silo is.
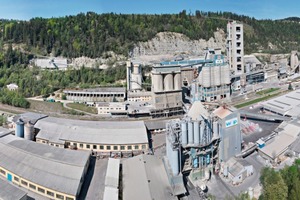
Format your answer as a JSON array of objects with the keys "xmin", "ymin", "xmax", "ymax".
[
  {"xmin": 24, "ymin": 122, "xmax": 34, "ymax": 140},
  {"xmin": 224, "ymin": 65, "xmax": 231, "ymax": 84},
  {"xmin": 193, "ymin": 121, "xmax": 200, "ymax": 145},
  {"xmin": 166, "ymin": 137, "xmax": 179, "ymax": 175},
  {"xmin": 202, "ymin": 67, "xmax": 211, "ymax": 87},
  {"xmin": 213, "ymin": 121, "xmax": 219, "ymax": 138},
  {"xmin": 181, "ymin": 122, "xmax": 188, "ymax": 146},
  {"xmin": 152, "ymin": 74, "xmax": 163, "ymax": 92},
  {"xmin": 188, "ymin": 121, "xmax": 194, "ymax": 145},
  {"xmin": 214, "ymin": 66, "xmax": 221, "ymax": 86},
  {"xmin": 164, "ymin": 74, "xmax": 174, "ymax": 91},
  {"xmin": 174, "ymin": 73, "xmax": 181, "ymax": 90},
  {"xmin": 200, "ymin": 123, "xmax": 205, "ymax": 145},
  {"xmin": 15, "ymin": 119, "xmax": 24, "ymax": 138}
]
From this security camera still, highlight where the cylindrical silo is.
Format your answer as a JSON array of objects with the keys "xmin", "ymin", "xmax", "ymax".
[
  {"xmin": 188, "ymin": 121, "xmax": 194, "ymax": 145},
  {"xmin": 24, "ymin": 122, "xmax": 34, "ymax": 140},
  {"xmin": 164, "ymin": 74, "xmax": 174, "ymax": 91},
  {"xmin": 224, "ymin": 65, "xmax": 231, "ymax": 84},
  {"xmin": 200, "ymin": 123, "xmax": 205, "ymax": 145},
  {"xmin": 16, "ymin": 119, "xmax": 24, "ymax": 138},
  {"xmin": 214, "ymin": 66, "xmax": 221, "ymax": 86},
  {"xmin": 152, "ymin": 74, "xmax": 163, "ymax": 92},
  {"xmin": 133, "ymin": 64, "xmax": 140, "ymax": 74},
  {"xmin": 201, "ymin": 67, "xmax": 211, "ymax": 87},
  {"xmin": 181, "ymin": 122, "xmax": 188, "ymax": 146},
  {"xmin": 174, "ymin": 73, "xmax": 181, "ymax": 90},
  {"xmin": 193, "ymin": 121, "xmax": 200, "ymax": 145},
  {"xmin": 213, "ymin": 121, "xmax": 219, "ymax": 138},
  {"xmin": 131, "ymin": 74, "xmax": 142, "ymax": 91},
  {"xmin": 166, "ymin": 137, "xmax": 179, "ymax": 175},
  {"xmin": 245, "ymin": 63, "xmax": 250, "ymax": 73}
]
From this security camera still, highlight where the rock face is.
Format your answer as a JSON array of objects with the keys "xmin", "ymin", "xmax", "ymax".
[{"xmin": 132, "ymin": 29, "xmax": 226, "ymax": 61}]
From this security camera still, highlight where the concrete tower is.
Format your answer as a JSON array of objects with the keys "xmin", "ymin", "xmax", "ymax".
[
  {"xmin": 227, "ymin": 21, "xmax": 244, "ymax": 75},
  {"xmin": 127, "ymin": 61, "xmax": 143, "ymax": 92}
]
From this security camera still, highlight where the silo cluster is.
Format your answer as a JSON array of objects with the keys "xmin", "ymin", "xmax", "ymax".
[
  {"xmin": 199, "ymin": 64, "xmax": 231, "ymax": 87},
  {"xmin": 152, "ymin": 72, "xmax": 181, "ymax": 93},
  {"xmin": 15, "ymin": 119, "xmax": 34, "ymax": 140}
]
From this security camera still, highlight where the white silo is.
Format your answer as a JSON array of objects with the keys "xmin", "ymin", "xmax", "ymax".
[
  {"xmin": 24, "ymin": 122, "xmax": 34, "ymax": 140},
  {"xmin": 193, "ymin": 121, "xmax": 200, "ymax": 145},
  {"xmin": 202, "ymin": 67, "xmax": 211, "ymax": 87},
  {"xmin": 188, "ymin": 121, "xmax": 194, "ymax": 145},
  {"xmin": 152, "ymin": 74, "xmax": 163, "ymax": 92},
  {"xmin": 224, "ymin": 65, "xmax": 231, "ymax": 84},
  {"xmin": 214, "ymin": 66, "xmax": 221, "ymax": 86},
  {"xmin": 164, "ymin": 74, "xmax": 174, "ymax": 91},
  {"xmin": 213, "ymin": 121, "xmax": 219, "ymax": 138},
  {"xmin": 200, "ymin": 123, "xmax": 205, "ymax": 145},
  {"xmin": 174, "ymin": 73, "xmax": 181, "ymax": 90},
  {"xmin": 181, "ymin": 122, "xmax": 188, "ymax": 146}
]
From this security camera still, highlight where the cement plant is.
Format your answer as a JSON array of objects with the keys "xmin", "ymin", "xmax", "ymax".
[{"xmin": 2, "ymin": 6, "xmax": 300, "ymax": 200}]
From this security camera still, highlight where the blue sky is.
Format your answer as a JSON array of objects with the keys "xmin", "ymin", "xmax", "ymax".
[{"xmin": 0, "ymin": 0, "xmax": 299, "ymax": 20}]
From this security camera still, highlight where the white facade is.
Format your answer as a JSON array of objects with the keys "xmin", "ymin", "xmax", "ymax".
[
  {"xmin": 96, "ymin": 102, "xmax": 127, "ymax": 115},
  {"xmin": 6, "ymin": 83, "xmax": 18, "ymax": 91}
]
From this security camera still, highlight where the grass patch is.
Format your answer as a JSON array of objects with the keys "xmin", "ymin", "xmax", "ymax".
[
  {"xmin": 29, "ymin": 100, "xmax": 65, "ymax": 113},
  {"xmin": 66, "ymin": 103, "xmax": 98, "ymax": 114},
  {"xmin": 235, "ymin": 92, "xmax": 282, "ymax": 108},
  {"xmin": 256, "ymin": 88, "xmax": 280, "ymax": 95}
]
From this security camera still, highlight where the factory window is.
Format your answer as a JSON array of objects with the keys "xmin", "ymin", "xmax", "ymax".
[
  {"xmin": 47, "ymin": 191, "xmax": 54, "ymax": 197},
  {"xmin": 73, "ymin": 143, "xmax": 77, "ymax": 147},
  {"xmin": 21, "ymin": 180, "xmax": 28, "ymax": 186},
  {"xmin": 127, "ymin": 146, "xmax": 132, "ymax": 150},
  {"xmin": 93, "ymin": 145, "xmax": 97, "ymax": 149},
  {"xmin": 0, "ymin": 169, "xmax": 5, "ymax": 175},
  {"xmin": 114, "ymin": 146, "xmax": 118, "ymax": 150},
  {"xmin": 79, "ymin": 144, "xmax": 83, "ymax": 148},
  {"xmin": 120, "ymin": 146, "xmax": 125, "ymax": 150},
  {"xmin": 56, "ymin": 145, "xmax": 59, "ymax": 147},
  {"xmin": 56, "ymin": 194, "xmax": 64, "ymax": 200},
  {"xmin": 86, "ymin": 144, "xmax": 90, "ymax": 149},
  {"xmin": 66, "ymin": 197, "xmax": 74, "ymax": 200},
  {"xmin": 134, "ymin": 145, "xmax": 139, "ymax": 150},
  {"xmin": 142, "ymin": 145, "xmax": 146, "ymax": 150},
  {"xmin": 38, "ymin": 187, "xmax": 45, "ymax": 193},
  {"xmin": 106, "ymin": 146, "xmax": 111, "ymax": 150},
  {"xmin": 14, "ymin": 176, "xmax": 19, "ymax": 181},
  {"xmin": 29, "ymin": 184, "xmax": 36, "ymax": 190},
  {"xmin": 100, "ymin": 145, "xmax": 104, "ymax": 150}
]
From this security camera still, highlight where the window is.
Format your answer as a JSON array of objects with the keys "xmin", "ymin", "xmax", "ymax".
[
  {"xmin": 56, "ymin": 194, "xmax": 64, "ymax": 200},
  {"xmin": 38, "ymin": 187, "xmax": 45, "ymax": 193},
  {"xmin": 21, "ymin": 180, "xmax": 28, "ymax": 186},
  {"xmin": 29, "ymin": 184, "xmax": 36, "ymax": 190},
  {"xmin": 106, "ymin": 146, "xmax": 111, "ymax": 150},
  {"xmin": 79, "ymin": 144, "xmax": 83, "ymax": 148},
  {"xmin": 100, "ymin": 145, "xmax": 104, "ymax": 150},
  {"xmin": 93, "ymin": 145, "xmax": 97, "ymax": 149},
  {"xmin": 14, "ymin": 176, "xmax": 19, "ymax": 181},
  {"xmin": 142, "ymin": 145, "xmax": 146, "ymax": 150},
  {"xmin": 127, "ymin": 146, "xmax": 132, "ymax": 150},
  {"xmin": 73, "ymin": 143, "xmax": 77, "ymax": 147},
  {"xmin": 114, "ymin": 146, "xmax": 118, "ymax": 150},
  {"xmin": 0, "ymin": 169, "xmax": 5, "ymax": 175},
  {"xmin": 66, "ymin": 197, "xmax": 74, "ymax": 200},
  {"xmin": 86, "ymin": 144, "xmax": 90, "ymax": 149},
  {"xmin": 120, "ymin": 146, "xmax": 125, "ymax": 150},
  {"xmin": 56, "ymin": 144, "xmax": 59, "ymax": 147},
  {"xmin": 47, "ymin": 191, "xmax": 54, "ymax": 197},
  {"xmin": 135, "ymin": 145, "xmax": 139, "ymax": 150}
]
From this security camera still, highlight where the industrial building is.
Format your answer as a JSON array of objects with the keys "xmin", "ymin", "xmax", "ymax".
[
  {"xmin": 103, "ymin": 158, "xmax": 120, "ymax": 200},
  {"xmin": 63, "ymin": 87, "xmax": 126, "ymax": 103},
  {"xmin": 0, "ymin": 134, "xmax": 90, "ymax": 200},
  {"xmin": 34, "ymin": 116, "xmax": 149, "ymax": 156},
  {"xmin": 122, "ymin": 155, "xmax": 178, "ymax": 200},
  {"xmin": 127, "ymin": 91, "xmax": 152, "ymax": 102},
  {"xmin": 0, "ymin": 178, "xmax": 27, "ymax": 200},
  {"xmin": 96, "ymin": 102, "xmax": 127, "ymax": 116},
  {"xmin": 126, "ymin": 61, "xmax": 143, "ymax": 92},
  {"xmin": 165, "ymin": 101, "xmax": 242, "ymax": 186}
]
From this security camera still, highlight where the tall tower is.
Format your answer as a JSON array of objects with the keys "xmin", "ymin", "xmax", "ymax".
[
  {"xmin": 126, "ymin": 61, "xmax": 142, "ymax": 92},
  {"xmin": 227, "ymin": 21, "xmax": 244, "ymax": 75}
]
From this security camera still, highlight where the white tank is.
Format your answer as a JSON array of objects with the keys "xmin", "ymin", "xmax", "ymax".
[
  {"xmin": 174, "ymin": 73, "xmax": 181, "ymax": 90},
  {"xmin": 131, "ymin": 74, "xmax": 142, "ymax": 90},
  {"xmin": 202, "ymin": 67, "xmax": 211, "ymax": 87},
  {"xmin": 152, "ymin": 74, "xmax": 163, "ymax": 92},
  {"xmin": 193, "ymin": 121, "xmax": 200, "ymax": 145},
  {"xmin": 133, "ymin": 64, "xmax": 140, "ymax": 74},
  {"xmin": 223, "ymin": 65, "xmax": 231, "ymax": 84},
  {"xmin": 181, "ymin": 122, "xmax": 188, "ymax": 146},
  {"xmin": 213, "ymin": 121, "xmax": 219, "ymax": 138},
  {"xmin": 164, "ymin": 74, "xmax": 174, "ymax": 91},
  {"xmin": 214, "ymin": 66, "xmax": 221, "ymax": 86},
  {"xmin": 200, "ymin": 123, "xmax": 205, "ymax": 145},
  {"xmin": 24, "ymin": 122, "xmax": 34, "ymax": 140},
  {"xmin": 188, "ymin": 121, "xmax": 194, "ymax": 145}
]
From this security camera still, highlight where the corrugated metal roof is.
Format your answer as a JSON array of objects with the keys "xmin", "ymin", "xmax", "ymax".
[
  {"xmin": 0, "ymin": 127, "xmax": 13, "ymax": 138},
  {"xmin": 35, "ymin": 117, "xmax": 148, "ymax": 145},
  {"xmin": 103, "ymin": 187, "xmax": 118, "ymax": 200},
  {"xmin": 122, "ymin": 155, "xmax": 176, "ymax": 200},
  {"xmin": 105, "ymin": 158, "xmax": 120, "ymax": 188},
  {"xmin": 0, "ymin": 135, "xmax": 90, "ymax": 196},
  {"xmin": 13, "ymin": 112, "xmax": 48, "ymax": 124},
  {"xmin": 0, "ymin": 178, "xmax": 27, "ymax": 200}
]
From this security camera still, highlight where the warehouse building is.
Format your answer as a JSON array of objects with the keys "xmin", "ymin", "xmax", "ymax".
[
  {"xmin": 103, "ymin": 158, "xmax": 120, "ymax": 200},
  {"xmin": 0, "ymin": 135, "xmax": 90, "ymax": 200},
  {"xmin": 63, "ymin": 87, "xmax": 126, "ymax": 103},
  {"xmin": 0, "ymin": 178, "xmax": 27, "ymax": 200},
  {"xmin": 35, "ymin": 117, "xmax": 149, "ymax": 155},
  {"xmin": 122, "ymin": 155, "xmax": 177, "ymax": 200}
]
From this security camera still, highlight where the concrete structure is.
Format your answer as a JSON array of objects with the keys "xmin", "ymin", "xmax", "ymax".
[
  {"xmin": 0, "ymin": 135, "xmax": 90, "ymax": 200},
  {"xmin": 261, "ymin": 89, "xmax": 300, "ymax": 117},
  {"xmin": 0, "ymin": 178, "xmax": 27, "ymax": 200},
  {"xmin": 127, "ymin": 61, "xmax": 143, "ymax": 92},
  {"xmin": 35, "ymin": 117, "xmax": 149, "ymax": 155},
  {"xmin": 122, "ymin": 155, "xmax": 177, "ymax": 200},
  {"xmin": 96, "ymin": 102, "xmax": 127, "ymax": 116},
  {"xmin": 33, "ymin": 58, "xmax": 68, "ymax": 70},
  {"xmin": 290, "ymin": 51, "xmax": 299, "ymax": 74},
  {"xmin": 64, "ymin": 87, "xmax": 126, "ymax": 103},
  {"xmin": 103, "ymin": 158, "xmax": 120, "ymax": 200},
  {"xmin": 6, "ymin": 83, "xmax": 18, "ymax": 91},
  {"xmin": 127, "ymin": 91, "xmax": 152, "ymax": 102},
  {"xmin": 227, "ymin": 21, "xmax": 244, "ymax": 75}
]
